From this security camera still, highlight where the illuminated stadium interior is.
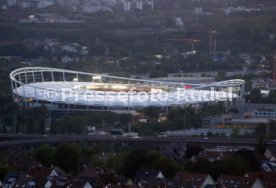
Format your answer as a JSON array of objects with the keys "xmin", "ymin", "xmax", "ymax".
[{"xmin": 79, "ymin": 83, "xmax": 166, "ymax": 93}]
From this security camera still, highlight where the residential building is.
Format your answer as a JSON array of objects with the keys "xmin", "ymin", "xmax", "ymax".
[
  {"xmin": 246, "ymin": 172, "xmax": 276, "ymax": 187},
  {"xmin": 173, "ymin": 172, "xmax": 216, "ymax": 188},
  {"xmin": 27, "ymin": 166, "xmax": 66, "ymax": 185},
  {"xmin": 2, "ymin": 172, "xmax": 20, "ymax": 188},
  {"xmin": 79, "ymin": 166, "xmax": 99, "ymax": 182},
  {"xmin": 262, "ymin": 161, "xmax": 276, "ymax": 172},
  {"xmin": 199, "ymin": 151, "xmax": 224, "ymax": 162},
  {"xmin": 217, "ymin": 175, "xmax": 264, "ymax": 188},
  {"xmin": 264, "ymin": 147, "xmax": 276, "ymax": 161},
  {"xmin": 44, "ymin": 177, "xmax": 92, "ymax": 188},
  {"xmin": 10, "ymin": 174, "xmax": 36, "ymax": 188},
  {"xmin": 134, "ymin": 168, "xmax": 165, "ymax": 187}
]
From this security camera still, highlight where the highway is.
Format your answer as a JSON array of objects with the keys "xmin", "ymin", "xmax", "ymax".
[{"xmin": 0, "ymin": 134, "xmax": 275, "ymax": 148}]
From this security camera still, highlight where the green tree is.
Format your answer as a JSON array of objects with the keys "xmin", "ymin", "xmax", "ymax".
[
  {"xmin": 231, "ymin": 128, "xmax": 240, "ymax": 138},
  {"xmin": 234, "ymin": 149, "xmax": 261, "ymax": 171},
  {"xmin": 149, "ymin": 71, "xmax": 168, "ymax": 78},
  {"xmin": 256, "ymin": 137, "xmax": 267, "ymax": 155},
  {"xmin": 222, "ymin": 156, "xmax": 250, "ymax": 175},
  {"xmin": 1, "ymin": 102, "xmax": 20, "ymax": 133},
  {"xmin": 90, "ymin": 155, "xmax": 104, "ymax": 167},
  {"xmin": 144, "ymin": 106, "xmax": 161, "ymax": 119},
  {"xmin": 268, "ymin": 120, "xmax": 276, "ymax": 138},
  {"xmin": 268, "ymin": 91, "xmax": 276, "ymax": 104},
  {"xmin": 55, "ymin": 143, "xmax": 81, "ymax": 174},
  {"xmin": 152, "ymin": 157, "xmax": 185, "ymax": 178},
  {"xmin": 122, "ymin": 149, "xmax": 159, "ymax": 177},
  {"xmin": 185, "ymin": 157, "xmax": 210, "ymax": 174},
  {"xmin": 33, "ymin": 144, "xmax": 55, "ymax": 166},
  {"xmin": 247, "ymin": 89, "xmax": 262, "ymax": 103},
  {"xmin": 254, "ymin": 123, "xmax": 267, "ymax": 138},
  {"xmin": 0, "ymin": 167, "xmax": 11, "ymax": 180},
  {"xmin": 60, "ymin": 116, "xmax": 87, "ymax": 134}
]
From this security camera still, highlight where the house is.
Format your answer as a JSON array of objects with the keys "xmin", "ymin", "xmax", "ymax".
[
  {"xmin": 2, "ymin": 173, "xmax": 36, "ymax": 188},
  {"xmin": 11, "ymin": 174, "xmax": 36, "ymax": 188},
  {"xmin": 79, "ymin": 166, "xmax": 99, "ymax": 183},
  {"xmin": 173, "ymin": 172, "xmax": 216, "ymax": 188},
  {"xmin": 28, "ymin": 166, "xmax": 66, "ymax": 187},
  {"xmin": 44, "ymin": 177, "xmax": 68, "ymax": 188},
  {"xmin": 217, "ymin": 175, "xmax": 264, "ymax": 188},
  {"xmin": 246, "ymin": 172, "xmax": 276, "ymax": 187},
  {"xmin": 104, "ymin": 177, "xmax": 139, "ymax": 188},
  {"xmin": 261, "ymin": 161, "xmax": 276, "ymax": 172},
  {"xmin": 28, "ymin": 166, "xmax": 66, "ymax": 179},
  {"xmin": 264, "ymin": 147, "xmax": 276, "ymax": 161},
  {"xmin": 199, "ymin": 151, "xmax": 224, "ymax": 162},
  {"xmin": 44, "ymin": 176, "xmax": 93, "ymax": 188},
  {"xmin": 111, "ymin": 177, "xmax": 140, "ymax": 188},
  {"xmin": 45, "ymin": 177, "xmax": 92, "ymax": 188},
  {"xmin": 134, "ymin": 168, "xmax": 165, "ymax": 187},
  {"xmin": 2, "ymin": 172, "xmax": 20, "ymax": 188},
  {"xmin": 68, "ymin": 178, "xmax": 92, "ymax": 188}
]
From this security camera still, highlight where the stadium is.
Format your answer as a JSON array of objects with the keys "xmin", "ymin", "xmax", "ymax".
[{"xmin": 10, "ymin": 67, "xmax": 245, "ymax": 112}]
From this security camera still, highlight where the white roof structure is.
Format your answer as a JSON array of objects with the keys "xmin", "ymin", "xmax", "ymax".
[{"xmin": 10, "ymin": 67, "xmax": 245, "ymax": 110}]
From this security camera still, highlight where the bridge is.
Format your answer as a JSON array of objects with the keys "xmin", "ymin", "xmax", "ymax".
[{"xmin": 0, "ymin": 134, "xmax": 275, "ymax": 148}]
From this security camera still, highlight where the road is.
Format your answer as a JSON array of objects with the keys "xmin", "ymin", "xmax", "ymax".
[{"xmin": 0, "ymin": 134, "xmax": 275, "ymax": 148}]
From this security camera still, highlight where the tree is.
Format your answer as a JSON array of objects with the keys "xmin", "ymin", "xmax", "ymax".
[
  {"xmin": 149, "ymin": 71, "xmax": 168, "ymax": 78},
  {"xmin": 268, "ymin": 91, "xmax": 276, "ymax": 104},
  {"xmin": 222, "ymin": 156, "xmax": 250, "ymax": 175},
  {"xmin": 234, "ymin": 149, "xmax": 261, "ymax": 171},
  {"xmin": 33, "ymin": 144, "xmax": 55, "ymax": 166},
  {"xmin": 60, "ymin": 116, "xmax": 87, "ymax": 134},
  {"xmin": 144, "ymin": 106, "xmax": 161, "ymax": 119},
  {"xmin": 247, "ymin": 89, "xmax": 262, "ymax": 103},
  {"xmin": 185, "ymin": 144, "xmax": 203, "ymax": 159},
  {"xmin": 256, "ymin": 137, "xmax": 267, "ymax": 155},
  {"xmin": 0, "ymin": 167, "xmax": 11, "ymax": 180},
  {"xmin": 216, "ymin": 71, "xmax": 226, "ymax": 81},
  {"xmin": 107, "ymin": 149, "xmax": 160, "ymax": 178},
  {"xmin": 229, "ymin": 107, "xmax": 239, "ymax": 114},
  {"xmin": 55, "ymin": 143, "xmax": 81, "ymax": 174},
  {"xmin": 185, "ymin": 157, "xmax": 210, "ymax": 174},
  {"xmin": 90, "ymin": 155, "xmax": 104, "ymax": 167},
  {"xmin": 82, "ymin": 146, "xmax": 96, "ymax": 162},
  {"xmin": 1, "ymin": 102, "xmax": 20, "ymax": 133},
  {"xmin": 268, "ymin": 120, "xmax": 276, "ymax": 138},
  {"xmin": 152, "ymin": 157, "xmax": 185, "ymax": 178},
  {"xmin": 254, "ymin": 123, "xmax": 267, "ymax": 138},
  {"xmin": 25, "ymin": 106, "xmax": 48, "ymax": 134},
  {"xmin": 231, "ymin": 128, "xmax": 240, "ymax": 138}
]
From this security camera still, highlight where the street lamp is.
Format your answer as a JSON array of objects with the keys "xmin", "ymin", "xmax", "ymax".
[{"xmin": 209, "ymin": 29, "xmax": 216, "ymax": 55}]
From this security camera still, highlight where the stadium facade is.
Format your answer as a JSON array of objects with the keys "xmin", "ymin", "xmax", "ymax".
[{"xmin": 10, "ymin": 67, "xmax": 245, "ymax": 112}]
